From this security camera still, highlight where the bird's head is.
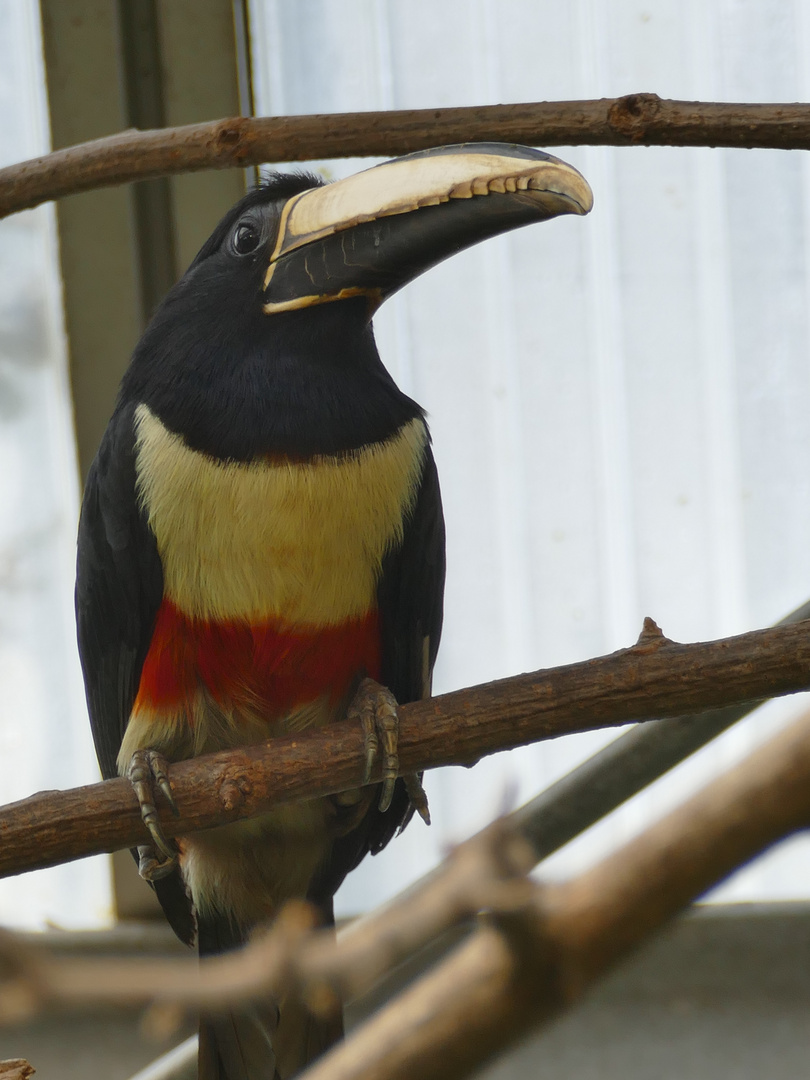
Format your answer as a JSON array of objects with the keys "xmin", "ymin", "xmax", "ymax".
[
  {"xmin": 122, "ymin": 144, "xmax": 592, "ymax": 458},
  {"xmin": 156, "ymin": 142, "xmax": 593, "ymax": 330}
]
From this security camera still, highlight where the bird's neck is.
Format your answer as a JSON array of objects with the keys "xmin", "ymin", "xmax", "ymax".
[{"xmin": 120, "ymin": 306, "xmax": 423, "ymax": 462}]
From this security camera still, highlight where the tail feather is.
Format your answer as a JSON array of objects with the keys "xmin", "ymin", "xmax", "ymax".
[
  {"xmin": 197, "ymin": 909, "xmax": 342, "ymax": 1080},
  {"xmin": 199, "ymin": 1006, "xmax": 280, "ymax": 1080},
  {"xmin": 273, "ymin": 990, "xmax": 343, "ymax": 1079}
]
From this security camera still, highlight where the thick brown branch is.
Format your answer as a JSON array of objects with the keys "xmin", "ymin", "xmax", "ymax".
[
  {"xmin": 299, "ymin": 708, "xmax": 810, "ymax": 1080},
  {"xmin": 3, "ymin": 96, "xmax": 810, "ymax": 218},
  {"xmin": 2, "ymin": 618, "xmax": 810, "ymax": 878}
]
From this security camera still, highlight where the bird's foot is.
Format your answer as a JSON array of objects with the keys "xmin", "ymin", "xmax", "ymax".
[
  {"xmin": 348, "ymin": 677, "xmax": 430, "ymax": 823},
  {"xmin": 127, "ymin": 749, "xmax": 180, "ymax": 880}
]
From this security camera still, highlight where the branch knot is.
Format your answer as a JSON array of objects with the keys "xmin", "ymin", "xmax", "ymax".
[
  {"xmin": 633, "ymin": 616, "xmax": 674, "ymax": 652},
  {"xmin": 608, "ymin": 93, "xmax": 663, "ymax": 141}
]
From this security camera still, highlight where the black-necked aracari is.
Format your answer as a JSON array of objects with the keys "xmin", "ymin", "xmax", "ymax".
[{"xmin": 75, "ymin": 143, "xmax": 592, "ymax": 1080}]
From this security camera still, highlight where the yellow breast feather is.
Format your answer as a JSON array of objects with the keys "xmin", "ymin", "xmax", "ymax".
[{"xmin": 133, "ymin": 404, "xmax": 427, "ymax": 625}]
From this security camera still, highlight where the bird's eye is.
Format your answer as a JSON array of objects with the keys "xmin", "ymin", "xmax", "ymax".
[{"xmin": 232, "ymin": 220, "xmax": 262, "ymax": 255}]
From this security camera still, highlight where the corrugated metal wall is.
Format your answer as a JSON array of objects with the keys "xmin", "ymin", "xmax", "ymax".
[
  {"xmin": 2, "ymin": 0, "xmax": 810, "ymax": 927},
  {"xmin": 249, "ymin": 0, "xmax": 810, "ymax": 912}
]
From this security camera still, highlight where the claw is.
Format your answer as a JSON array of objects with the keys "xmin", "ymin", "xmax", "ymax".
[
  {"xmin": 404, "ymin": 773, "xmax": 431, "ymax": 825},
  {"xmin": 148, "ymin": 753, "xmax": 179, "ymax": 817},
  {"xmin": 127, "ymin": 750, "xmax": 179, "ymax": 874},
  {"xmin": 362, "ymin": 722, "xmax": 378, "ymax": 787},
  {"xmin": 377, "ymin": 706, "xmax": 398, "ymax": 813},
  {"xmin": 136, "ymin": 843, "xmax": 178, "ymax": 881}
]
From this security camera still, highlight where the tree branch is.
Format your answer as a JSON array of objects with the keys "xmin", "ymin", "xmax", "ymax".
[
  {"xmin": 2, "ymin": 617, "xmax": 810, "ymax": 878},
  {"xmin": 3, "ymin": 95, "xmax": 810, "ymax": 219}
]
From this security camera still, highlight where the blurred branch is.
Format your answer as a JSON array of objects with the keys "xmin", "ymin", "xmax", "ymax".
[
  {"xmin": 3, "ymin": 95, "xmax": 810, "ymax": 218},
  {"xmin": 4, "ymin": 616, "xmax": 810, "ymax": 877},
  {"xmin": 0, "ymin": 1063, "xmax": 34, "ymax": 1080},
  {"xmin": 126, "ymin": 1037, "xmax": 196, "ymax": 1080},
  {"xmin": 301, "ymin": 705, "xmax": 810, "ymax": 1080},
  {"xmin": 0, "ymin": 820, "xmax": 533, "ymax": 1022}
]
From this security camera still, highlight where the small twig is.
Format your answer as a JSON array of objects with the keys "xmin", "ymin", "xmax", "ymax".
[
  {"xmin": 4, "ymin": 616, "xmax": 810, "ymax": 878},
  {"xmin": 4, "ymin": 96, "xmax": 810, "ymax": 219}
]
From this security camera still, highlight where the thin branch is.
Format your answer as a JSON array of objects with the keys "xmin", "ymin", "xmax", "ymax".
[
  {"xmin": 3, "ymin": 96, "xmax": 810, "ymax": 219},
  {"xmin": 3, "ymin": 616, "xmax": 810, "ymax": 878},
  {"xmin": 508, "ymin": 598, "xmax": 810, "ymax": 862}
]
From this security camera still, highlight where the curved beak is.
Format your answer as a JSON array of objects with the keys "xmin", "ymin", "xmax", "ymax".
[{"xmin": 263, "ymin": 142, "xmax": 593, "ymax": 315}]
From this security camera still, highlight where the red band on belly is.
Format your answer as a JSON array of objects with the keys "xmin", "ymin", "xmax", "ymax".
[{"xmin": 134, "ymin": 598, "xmax": 381, "ymax": 718}]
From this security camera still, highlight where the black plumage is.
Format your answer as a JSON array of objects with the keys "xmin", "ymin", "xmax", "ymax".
[{"xmin": 77, "ymin": 175, "xmax": 445, "ymax": 1073}]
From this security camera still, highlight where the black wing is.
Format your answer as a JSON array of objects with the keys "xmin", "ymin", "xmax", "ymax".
[
  {"xmin": 76, "ymin": 402, "xmax": 194, "ymax": 944},
  {"xmin": 310, "ymin": 445, "xmax": 446, "ymax": 901},
  {"xmin": 76, "ymin": 403, "xmax": 161, "ymax": 779}
]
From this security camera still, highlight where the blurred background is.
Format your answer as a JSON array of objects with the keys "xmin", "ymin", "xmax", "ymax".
[{"xmin": 3, "ymin": 0, "xmax": 810, "ymax": 934}]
